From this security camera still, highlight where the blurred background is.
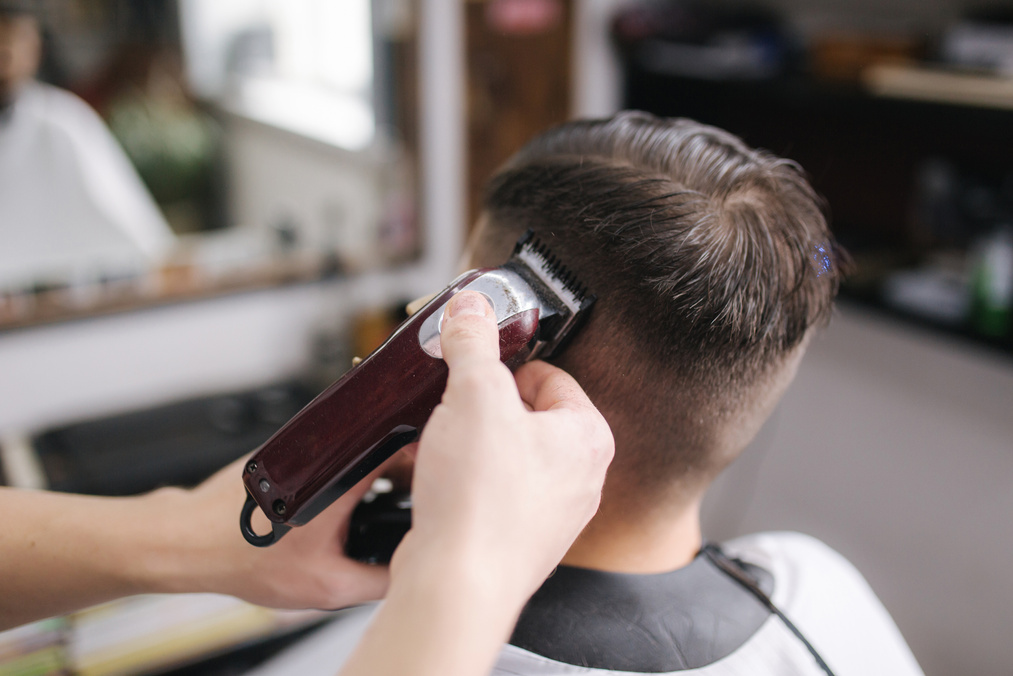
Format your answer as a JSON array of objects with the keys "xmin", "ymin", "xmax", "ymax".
[{"xmin": 0, "ymin": 0, "xmax": 1011, "ymax": 674}]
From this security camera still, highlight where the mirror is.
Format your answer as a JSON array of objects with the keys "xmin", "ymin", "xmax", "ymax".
[{"xmin": 0, "ymin": 0, "xmax": 420, "ymax": 329}]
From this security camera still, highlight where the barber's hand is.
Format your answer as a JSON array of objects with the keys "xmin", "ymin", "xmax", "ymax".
[
  {"xmin": 0, "ymin": 444, "xmax": 396, "ymax": 631},
  {"xmin": 391, "ymin": 290, "xmax": 614, "ymax": 608},
  {"xmin": 148, "ymin": 453, "xmax": 392, "ymax": 610}
]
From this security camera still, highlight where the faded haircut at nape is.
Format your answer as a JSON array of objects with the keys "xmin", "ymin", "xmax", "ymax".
[{"xmin": 470, "ymin": 112, "xmax": 845, "ymax": 483}]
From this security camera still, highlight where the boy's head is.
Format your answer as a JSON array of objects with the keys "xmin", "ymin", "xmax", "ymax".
[
  {"xmin": 0, "ymin": 1, "xmax": 41, "ymax": 110},
  {"xmin": 468, "ymin": 112, "xmax": 844, "ymax": 507}
]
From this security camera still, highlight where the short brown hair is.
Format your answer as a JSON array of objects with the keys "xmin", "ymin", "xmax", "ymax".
[{"xmin": 473, "ymin": 112, "xmax": 844, "ymax": 484}]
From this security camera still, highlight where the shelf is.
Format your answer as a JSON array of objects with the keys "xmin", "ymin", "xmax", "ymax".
[{"xmin": 864, "ymin": 64, "xmax": 1013, "ymax": 111}]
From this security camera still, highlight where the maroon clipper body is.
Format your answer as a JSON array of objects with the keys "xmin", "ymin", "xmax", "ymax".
[{"xmin": 240, "ymin": 232, "xmax": 595, "ymax": 546}]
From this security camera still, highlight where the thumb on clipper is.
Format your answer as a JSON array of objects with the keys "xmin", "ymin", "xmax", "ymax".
[{"xmin": 439, "ymin": 291, "xmax": 499, "ymax": 368}]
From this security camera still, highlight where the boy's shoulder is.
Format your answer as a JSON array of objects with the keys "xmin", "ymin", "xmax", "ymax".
[
  {"xmin": 722, "ymin": 531, "xmax": 923, "ymax": 676},
  {"xmin": 722, "ymin": 530, "xmax": 864, "ymax": 597},
  {"xmin": 494, "ymin": 531, "xmax": 923, "ymax": 676}
]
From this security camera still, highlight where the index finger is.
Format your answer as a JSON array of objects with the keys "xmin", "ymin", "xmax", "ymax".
[
  {"xmin": 514, "ymin": 360, "xmax": 598, "ymax": 415},
  {"xmin": 515, "ymin": 360, "xmax": 615, "ymax": 470}
]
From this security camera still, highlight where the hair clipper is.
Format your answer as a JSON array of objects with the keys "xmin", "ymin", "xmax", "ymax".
[{"xmin": 240, "ymin": 231, "xmax": 595, "ymax": 546}]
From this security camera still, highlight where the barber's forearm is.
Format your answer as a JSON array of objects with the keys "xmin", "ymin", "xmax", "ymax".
[
  {"xmin": 339, "ymin": 546, "xmax": 525, "ymax": 676},
  {"xmin": 0, "ymin": 486, "xmax": 194, "ymax": 631}
]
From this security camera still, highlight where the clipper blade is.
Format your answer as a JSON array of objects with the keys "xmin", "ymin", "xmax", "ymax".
[
  {"xmin": 511, "ymin": 230, "xmax": 594, "ymax": 315},
  {"xmin": 506, "ymin": 230, "xmax": 595, "ymax": 360}
]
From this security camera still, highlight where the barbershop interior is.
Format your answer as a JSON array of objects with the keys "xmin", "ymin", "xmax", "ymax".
[{"xmin": 1, "ymin": 0, "xmax": 1012, "ymax": 674}]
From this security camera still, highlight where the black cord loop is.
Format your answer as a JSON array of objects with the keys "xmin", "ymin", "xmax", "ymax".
[
  {"xmin": 702, "ymin": 543, "xmax": 838, "ymax": 676},
  {"xmin": 240, "ymin": 494, "xmax": 281, "ymax": 547}
]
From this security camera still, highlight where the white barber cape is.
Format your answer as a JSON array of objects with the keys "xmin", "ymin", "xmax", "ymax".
[
  {"xmin": 0, "ymin": 82, "xmax": 173, "ymax": 289},
  {"xmin": 248, "ymin": 531, "xmax": 924, "ymax": 676}
]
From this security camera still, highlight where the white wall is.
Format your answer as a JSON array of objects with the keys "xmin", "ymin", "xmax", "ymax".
[
  {"xmin": 0, "ymin": 283, "xmax": 341, "ymax": 437},
  {"xmin": 572, "ymin": 0, "xmax": 634, "ymax": 118},
  {"xmin": 224, "ymin": 0, "xmax": 465, "ymax": 282},
  {"xmin": 222, "ymin": 114, "xmax": 390, "ymax": 269},
  {"xmin": 702, "ymin": 304, "xmax": 1013, "ymax": 676}
]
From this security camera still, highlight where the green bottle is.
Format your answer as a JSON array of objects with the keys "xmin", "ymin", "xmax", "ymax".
[{"xmin": 970, "ymin": 227, "xmax": 1013, "ymax": 338}]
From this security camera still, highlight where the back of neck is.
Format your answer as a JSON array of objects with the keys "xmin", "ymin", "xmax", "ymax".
[{"xmin": 561, "ymin": 497, "xmax": 703, "ymax": 573}]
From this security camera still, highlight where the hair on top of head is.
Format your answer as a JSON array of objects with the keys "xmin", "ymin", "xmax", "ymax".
[
  {"xmin": 483, "ymin": 111, "xmax": 843, "ymax": 377},
  {"xmin": 478, "ymin": 112, "xmax": 845, "ymax": 480}
]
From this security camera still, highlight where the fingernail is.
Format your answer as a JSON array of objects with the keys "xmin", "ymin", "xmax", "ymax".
[{"xmin": 446, "ymin": 291, "xmax": 490, "ymax": 318}]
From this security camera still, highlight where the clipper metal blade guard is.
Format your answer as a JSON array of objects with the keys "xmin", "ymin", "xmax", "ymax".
[{"xmin": 240, "ymin": 231, "xmax": 595, "ymax": 546}]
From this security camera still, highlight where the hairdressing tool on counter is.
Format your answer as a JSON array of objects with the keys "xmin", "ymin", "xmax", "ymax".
[
  {"xmin": 240, "ymin": 231, "xmax": 595, "ymax": 546},
  {"xmin": 345, "ymin": 486, "xmax": 413, "ymax": 564}
]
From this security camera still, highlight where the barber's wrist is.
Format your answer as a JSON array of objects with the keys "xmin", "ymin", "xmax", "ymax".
[
  {"xmin": 344, "ymin": 536, "xmax": 526, "ymax": 676},
  {"xmin": 391, "ymin": 535, "xmax": 533, "ymax": 625},
  {"xmin": 121, "ymin": 486, "xmax": 223, "ymax": 596},
  {"xmin": 387, "ymin": 564, "xmax": 522, "ymax": 653}
]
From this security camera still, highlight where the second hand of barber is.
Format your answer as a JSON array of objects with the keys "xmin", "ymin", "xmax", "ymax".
[{"xmin": 339, "ymin": 290, "xmax": 615, "ymax": 676}]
